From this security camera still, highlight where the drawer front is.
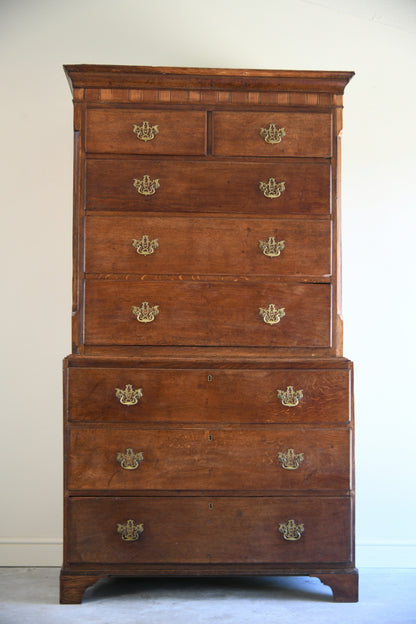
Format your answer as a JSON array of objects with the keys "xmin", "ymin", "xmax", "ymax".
[
  {"xmin": 67, "ymin": 496, "xmax": 353, "ymax": 564},
  {"xmin": 85, "ymin": 159, "xmax": 331, "ymax": 215},
  {"xmin": 84, "ymin": 281, "xmax": 331, "ymax": 347},
  {"xmin": 213, "ymin": 112, "xmax": 332, "ymax": 157},
  {"xmin": 68, "ymin": 428, "xmax": 351, "ymax": 491},
  {"xmin": 85, "ymin": 109, "xmax": 207, "ymax": 155},
  {"xmin": 85, "ymin": 215, "xmax": 332, "ymax": 277},
  {"xmin": 67, "ymin": 367, "xmax": 351, "ymax": 425}
]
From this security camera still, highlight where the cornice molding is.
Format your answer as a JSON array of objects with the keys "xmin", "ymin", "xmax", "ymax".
[{"xmin": 64, "ymin": 64, "xmax": 354, "ymax": 95}]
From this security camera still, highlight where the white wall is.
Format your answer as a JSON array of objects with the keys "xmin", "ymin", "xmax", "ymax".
[{"xmin": 1, "ymin": 0, "xmax": 415, "ymax": 567}]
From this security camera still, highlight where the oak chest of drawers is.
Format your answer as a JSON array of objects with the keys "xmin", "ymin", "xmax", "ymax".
[{"xmin": 61, "ymin": 65, "xmax": 357, "ymax": 603}]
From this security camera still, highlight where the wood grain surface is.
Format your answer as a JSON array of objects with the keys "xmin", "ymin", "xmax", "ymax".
[
  {"xmin": 84, "ymin": 215, "xmax": 332, "ymax": 277},
  {"xmin": 86, "ymin": 109, "xmax": 207, "ymax": 155},
  {"xmin": 67, "ymin": 496, "xmax": 353, "ymax": 565},
  {"xmin": 83, "ymin": 281, "xmax": 332, "ymax": 347},
  {"xmin": 66, "ymin": 366, "xmax": 351, "ymax": 424},
  {"xmin": 85, "ymin": 159, "xmax": 331, "ymax": 215},
  {"xmin": 213, "ymin": 111, "xmax": 332, "ymax": 157},
  {"xmin": 67, "ymin": 427, "xmax": 351, "ymax": 491}
]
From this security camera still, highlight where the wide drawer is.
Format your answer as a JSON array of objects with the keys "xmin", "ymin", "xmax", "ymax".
[
  {"xmin": 67, "ymin": 496, "xmax": 353, "ymax": 564},
  {"xmin": 84, "ymin": 281, "xmax": 331, "ymax": 347},
  {"xmin": 85, "ymin": 215, "xmax": 332, "ymax": 277},
  {"xmin": 85, "ymin": 109, "xmax": 207, "ymax": 155},
  {"xmin": 66, "ymin": 367, "xmax": 351, "ymax": 424},
  {"xmin": 67, "ymin": 428, "xmax": 351, "ymax": 491},
  {"xmin": 213, "ymin": 112, "xmax": 332, "ymax": 157},
  {"xmin": 85, "ymin": 159, "xmax": 331, "ymax": 215}
]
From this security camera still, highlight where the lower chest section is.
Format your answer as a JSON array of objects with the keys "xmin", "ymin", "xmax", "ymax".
[{"xmin": 64, "ymin": 357, "xmax": 354, "ymax": 568}]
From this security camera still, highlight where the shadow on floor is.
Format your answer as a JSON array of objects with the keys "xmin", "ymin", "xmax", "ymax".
[{"xmin": 83, "ymin": 575, "xmax": 333, "ymax": 603}]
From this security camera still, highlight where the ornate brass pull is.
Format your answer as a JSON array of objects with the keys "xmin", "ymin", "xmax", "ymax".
[
  {"xmin": 115, "ymin": 384, "xmax": 143, "ymax": 406},
  {"xmin": 132, "ymin": 121, "xmax": 159, "ymax": 142},
  {"xmin": 132, "ymin": 302, "xmax": 159, "ymax": 323},
  {"xmin": 116, "ymin": 448, "xmax": 144, "ymax": 470},
  {"xmin": 277, "ymin": 448, "xmax": 304, "ymax": 470},
  {"xmin": 278, "ymin": 519, "xmax": 304, "ymax": 541},
  {"xmin": 117, "ymin": 519, "xmax": 144, "ymax": 542},
  {"xmin": 132, "ymin": 235, "xmax": 159, "ymax": 256},
  {"xmin": 259, "ymin": 178, "xmax": 285, "ymax": 199},
  {"xmin": 133, "ymin": 175, "xmax": 160, "ymax": 196},
  {"xmin": 276, "ymin": 386, "xmax": 303, "ymax": 407},
  {"xmin": 260, "ymin": 123, "xmax": 286, "ymax": 144},
  {"xmin": 259, "ymin": 304, "xmax": 285, "ymax": 325},
  {"xmin": 258, "ymin": 236, "xmax": 285, "ymax": 257}
]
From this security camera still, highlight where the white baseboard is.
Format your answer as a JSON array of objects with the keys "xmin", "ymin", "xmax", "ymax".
[
  {"xmin": 0, "ymin": 539, "xmax": 415, "ymax": 568},
  {"xmin": 0, "ymin": 539, "xmax": 62, "ymax": 566},
  {"xmin": 356, "ymin": 543, "xmax": 416, "ymax": 568}
]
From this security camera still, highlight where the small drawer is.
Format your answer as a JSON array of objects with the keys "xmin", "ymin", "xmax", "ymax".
[
  {"xmin": 67, "ymin": 427, "xmax": 351, "ymax": 491},
  {"xmin": 85, "ymin": 159, "xmax": 331, "ymax": 215},
  {"xmin": 84, "ymin": 280, "xmax": 332, "ymax": 348},
  {"xmin": 85, "ymin": 109, "xmax": 207, "ymax": 155},
  {"xmin": 85, "ymin": 215, "xmax": 332, "ymax": 277},
  {"xmin": 213, "ymin": 111, "xmax": 332, "ymax": 158},
  {"xmin": 66, "ymin": 366, "xmax": 352, "ymax": 425},
  {"xmin": 213, "ymin": 112, "xmax": 332, "ymax": 157},
  {"xmin": 67, "ymin": 496, "xmax": 353, "ymax": 565}
]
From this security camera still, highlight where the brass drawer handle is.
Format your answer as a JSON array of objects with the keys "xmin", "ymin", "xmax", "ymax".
[
  {"xmin": 276, "ymin": 386, "xmax": 303, "ymax": 407},
  {"xmin": 116, "ymin": 448, "xmax": 144, "ymax": 470},
  {"xmin": 132, "ymin": 302, "xmax": 159, "ymax": 323},
  {"xmin": 278, "ymin": 519, "xmax": 304, "ymax": 541},
  {"xmin": 259, "ymin": 303, "xmax": 285, "ymax": 325},
  {"xmin": 260, "ymin": 123, "xmax": 286, "ymax": 144},
  {"xmin": 259, "ymin": 177, "xmax": 285, "ymax": 199},
  {"xmin": 132, "ymin": 120, "xmax": 159, "ymax": 142},
  {"xmin": 277, "ymin": 448, "xmax": 304, "ymax": 470},
  {"xmin": 133, "ymin": 175, "xmax": 160, "ymax": 196},
  {"xmin": 115, "ymin": 384, "xmax": 143, "ymax": 406},
  {"xmin": 117, "ymin": 519, "xmax": 144, "ymax": 542},
  {"xmin": 132, "ymin": 235, "xmax": 159, "ymax": 256},
  {"xmin": 259, "ymin": 236, "xmax": 285, "ymax": 257}
]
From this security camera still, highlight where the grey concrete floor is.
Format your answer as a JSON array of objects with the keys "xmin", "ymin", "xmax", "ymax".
[{"xmin": 0, "ymin": 568, "xmax": 415, "ymax": 623}]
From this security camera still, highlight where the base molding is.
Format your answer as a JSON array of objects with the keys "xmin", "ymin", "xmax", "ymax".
[{"xmin": 60, "ymin": 567, "xmax": 359, "ymax": 604}]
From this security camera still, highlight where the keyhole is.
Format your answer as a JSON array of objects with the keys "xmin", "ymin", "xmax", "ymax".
[
  {"xmin": 207, "ymin": 375, "xmax": 213, "ymax": 382},
  {"xmin": 209, "ymin": 503, "xmax": 213, "ymax": 510},
  {"xmin": 208, "ymin": 434, "xmax": 213, "ymax": 441}
]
